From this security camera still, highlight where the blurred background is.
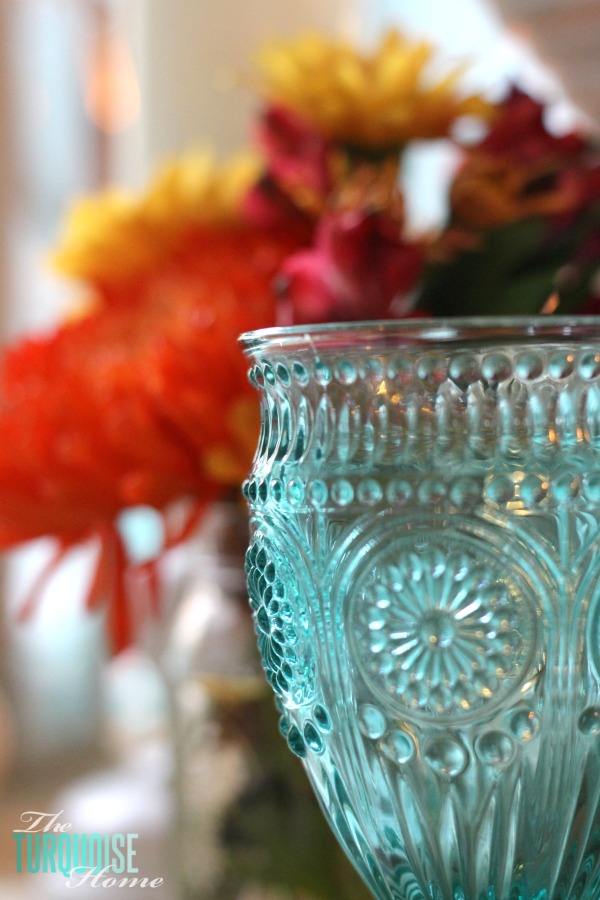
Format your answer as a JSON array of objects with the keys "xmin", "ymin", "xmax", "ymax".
[{"xmin": 0, "ymin": 1, "xmax": 596, "ymax": 897}]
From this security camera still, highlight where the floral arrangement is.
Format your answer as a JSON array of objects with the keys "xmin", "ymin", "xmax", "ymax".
[{"xmin": 2, "ymin": 30, "xmax": 600, "ymax": 650}]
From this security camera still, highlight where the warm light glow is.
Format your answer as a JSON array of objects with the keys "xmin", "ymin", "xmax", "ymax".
[
  {"xmin": 540, "ymin": 292, "xmax": 560, "ymax": 314},
  {"xmin": 83, "ymin": 24, "xmax": 141, "ymax": 134}
]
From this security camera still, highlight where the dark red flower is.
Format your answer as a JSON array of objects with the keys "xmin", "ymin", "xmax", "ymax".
[
  {"xmin": 254, "ymin": 104, "xmax": 334, "ymax": 211},
  {"xmin": 243, "ymin": 173, "xmax": 315, "ymax": 242},
  {"xmin": 435, "ymin": 88, "xmax": 600, "ymax": 251},
  {"xmin": 278, "ymin": 208, "xmax": 425, "ymax": 324},
  {"xmin": 477, "ymin": 87, "xmax": 585, "ymax": 165}
]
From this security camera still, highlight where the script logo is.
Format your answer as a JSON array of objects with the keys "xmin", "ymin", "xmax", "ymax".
[{"xmin": 14, "ymin": 810, "xmax": 165, "ymax": 889}]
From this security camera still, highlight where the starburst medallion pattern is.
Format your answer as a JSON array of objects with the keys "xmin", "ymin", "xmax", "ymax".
[{"xmin": 350, "ymin": 536, "xmax": 539, "ymax": 721}]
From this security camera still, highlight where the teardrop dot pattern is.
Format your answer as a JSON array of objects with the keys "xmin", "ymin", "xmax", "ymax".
[
  {"xmin": 245, "ymin": 528, "xmax": 316, "ymax": 707},
  {"xmin": 247, "ymin": 346, "xmax": 600, "ymax": 478}
]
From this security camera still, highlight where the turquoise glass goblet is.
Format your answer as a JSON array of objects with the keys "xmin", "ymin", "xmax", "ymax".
[{"xmin": 240, "ymin": 318, "xmax": 600, "ymax": 900}]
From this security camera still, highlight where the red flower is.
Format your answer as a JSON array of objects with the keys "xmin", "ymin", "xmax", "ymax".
[
  {"xmin": 278, "ymin": 208, "xmax": 424, "ymax": 324},
  {"xmin": 243, "ymin": 174, "xmax": 315, "ymax": 241},
  {"xmin": 477, "ymin": 87, "xmax": 585, "ymax": 165},
  {"xmin": 254, "ymin": 104, "xmax": 334, "ymax": 212}
]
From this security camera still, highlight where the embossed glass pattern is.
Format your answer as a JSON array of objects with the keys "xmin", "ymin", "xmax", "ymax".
[{"xmin": 240, "ymin": 317, "xmax": 600, "ymax": 899}]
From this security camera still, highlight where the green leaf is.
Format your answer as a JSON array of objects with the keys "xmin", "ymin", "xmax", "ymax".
[{"xmin": 414, "ymin": 214, "xmax": 600, "ymax": 318}]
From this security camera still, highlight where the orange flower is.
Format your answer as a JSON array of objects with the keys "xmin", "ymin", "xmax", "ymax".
[
  {"xmin": 430, "ymin": 89, "xmax": 600, "ymax": 264},
  {"xmin": 2, "ymin": 223, "xmax": 300, "ymax": 649},
  {"xmin": 451, "ymin": 89, "xmax": 596, "ymax": 232},
  {"xmin": 444, "ymin": 156, "xmax": 571, "ymax": 232}
]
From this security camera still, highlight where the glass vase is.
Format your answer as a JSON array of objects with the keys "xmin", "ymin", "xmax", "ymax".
[
  {"xmin": 241, "ymin": 317, "xmax": 600, "ymax": 900},
  {"xmin": 160, "ymin": 498, "xmax": 371, "ymax": 900}
]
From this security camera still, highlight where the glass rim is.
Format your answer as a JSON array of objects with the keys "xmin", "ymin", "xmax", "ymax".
[{"xmin": 239, "ymin": 316, "xmax": 600, "ymax": 354}]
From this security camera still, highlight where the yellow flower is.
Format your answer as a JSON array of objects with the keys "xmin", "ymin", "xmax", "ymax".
[
  {"xmin": 51, "ymin": 152, "xmax": 261, "ymax": 286},
  {"xmin": 257, "ymin": 31, "xmax": 492, "ymax": 149},
  {"xmin": 51, "ymin": 191, "xmax": 162, "ymax": 286},
  {"xmin": 143, "ymin": 152, "xmax": 260, "ymax": 230}
]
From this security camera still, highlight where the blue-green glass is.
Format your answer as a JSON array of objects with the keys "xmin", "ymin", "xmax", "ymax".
[{"xmin": 240, "ymin": 317, "xmax": 600, "ymax": 900}]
